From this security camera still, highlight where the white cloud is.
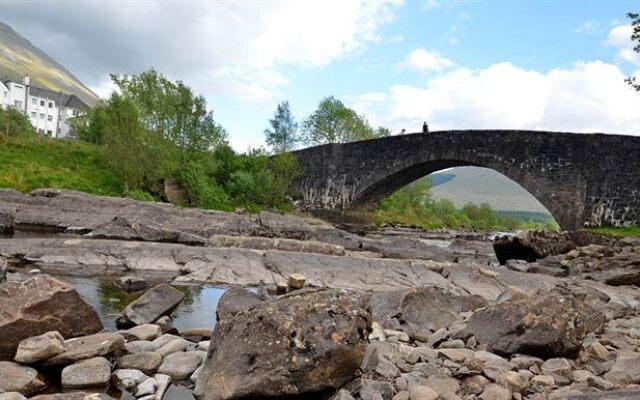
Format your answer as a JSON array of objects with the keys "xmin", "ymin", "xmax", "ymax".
[
  {"xmin": 1, "ymin": 1, "xmax": 400, "ymax": 103},
  {"xmin": 422, "ymin": 0, "xmax": 440, "ymax": 10},
  {"xmin": 399, "ymin": 48, "xmax": 455, "ymax": 72},
  {"xmin": 606, "ymin": 24, "xmax": 640, "ymax": 66},
  {"xmin": 356, "ymin": 60, "xmax": 640, "ymax": 135}
]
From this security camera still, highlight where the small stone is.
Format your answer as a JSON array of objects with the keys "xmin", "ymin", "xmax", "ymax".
[
  {"xmin": 439, "ymin": 339, "xmax": 465, "ymax": 349},
  {"xmin": 287, "ymin": 273, "xmax": 306, "ymax": 289},
  {"xmin": 392, "ymin": 391, "xmax": 409, "ymax": 400},
  {"xmin": 180, "ymin": 328, "xmax": 212, "ymax": 342},
  {"xmin": 155, "ymin": 338, "xmax": 189, "ymax": 357},
  {"xmin": 428, "ymin": 327, "xmax": 448, "ymax": 347},
  {"xmin": 276, "ymin": 282, "xmax": 288, "ymax": 295},
  {"xmin": 61, "ymin": 357, "xmax": 111, "ymax": 389},
  {"xmin": 496, "ymin": 286, "xmax": 529, "ymax": 304},
  {"xmin": 155, "ymin": 316, "xmax": 177, "ymax": 335},
  {"xmin": 112, "ymin": 369, "xmax": 150, "ymax": 391},
  {"xmin": 384, "ymin": 329, "xmax": 410, "ymax": 342},
  {"xmin": 463, "ymin": 375, "xmax": 489, "ymax": 394},
  {"xmin": 335, "ymin": 389, "xmax": 355, "ymax": 400},
  {"xmin": 197, "ymin": 341, "xmax": 210, "ymax": 352},
  {"xmin": 0, "ymin": 393, "xmax": 27, "ymax": 400},
  {"xmin": 479, "ymin": 383, "xmax": 511, "ymax": 400},
  {"xmin": 157, "ymin": 351, "xmax": 203, "ymax": 380},
  {"xmin": 409, "ymin": 385, "xmax": 439, "ymax": 400},
  {"xmin": 14, "ymin": 331, "xmax": 64, "ymax": 364},
  {"xmin": 369, "ymin": 322, "xmax": 386, "ymax": 341},
  {"xmin": 530, "ymin": 375, "xmax": 555, "ymax": 393},
  {"xmin": 437, "ymin": 348, "xmax": 474, "ymax": 362},
  {"xmin": 541, "ymin": 358, "xmax": 573, "ymax": 379},
  {"xmin": 501, "ymin": 371, "xmax": 529, "ymax": 393},
  {"xmin": 115, "ymin": 275, "xmax": 149, "ymax": 292},
  {"xmin": 135, "ymin": 377, "xmax": 158, "ymax": 397},
  {"xmin": 0, "ymin": 362, "xmax": 47, "ymax": 395},
  {"xmin": 125, "ymin": 340, "xmax": 155, "ymax": 353},
  {"xmin": 572, "ymin": 369, "xmax": 594, "ymax": 383},
  {"xmin": 424, "ymin": 375, "xmax": 460, "ymax": 396},
  {"xmin": 154, "ymin": 374, "xmax": 171, "ymax": 400},
  {"xmin": 510, "ymin": 355, "xmax": 543, "ymax": 369},
  {"xmin": 117, "ymin": 352, "xmax": 162, "ymax": 375},
  {"xmin": 124, "ymin": 324, "xmax": 162, "ymax": 341},
  {"xmin": 589, "ymin": 341, "xmax": 610, "ymax": 359}
]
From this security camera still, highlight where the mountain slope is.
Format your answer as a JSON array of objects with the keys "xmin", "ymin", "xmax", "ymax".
[
  {"xmin": 430, "ymin": 166, "xmax": 552, "ymax": 216},
  {"xmin": 0, "ymin": 21, "xmax": 98, "ymax": 106}
]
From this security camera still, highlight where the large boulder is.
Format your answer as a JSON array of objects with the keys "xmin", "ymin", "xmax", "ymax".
[
  {"xmin": 494, "ymin": 231, "xmax": 577, "ymax": 265},
  {"xmin": 0, "ymin": 275, "xmax": 103, "ymax": 361},
  {"xmin": 115, "ymin": 283, "xmax": 185, "ymax": 329},
  {"xmin": 460, "ymin": 292, "xmax": 605, "ymax": 358},
  {"xmin": 89, "ymin": 216, "xmax": 206, "ymax": 246},
  {"xmin": 368, "ymin": 286, "xmax": 487, "ymax": 337},
  {"xmin": 196, "ymin": 288, "xmax": 371, "ymax": 400}
]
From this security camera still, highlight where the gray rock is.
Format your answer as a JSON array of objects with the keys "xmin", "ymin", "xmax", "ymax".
[
  {"xmin": 14, "ymin": 331, "xmax": 64, "ymax": 364},
  {"xmin": 215, "ymin": 286, "xmax": 265, "ymax": 323},
  {"xmin": 157, "ymin": 351, "xmax": 203, "ymax": 380},
  {"xmin": 154, "ymin": 338, "xmax": 189, "ymax": 357},
  {"xmin": 0, "ymin": 275, "xmax": 103, "ymax": 361},
  {"xmin": 124, "ymin": 324, "xmax": 162, "ymax": 341},
  {"xmin": 163, "ymin": 384, "xmax": 195, "ymax": 400},
  {"xmin": 408, "ymin": 385, "xmax": 439, "ymax": 400},
  {"xmin": 117, "ymin": 352, "xmax": 162, "ymax": 375},
  {"xmin": 60, "ymin": 356, "xmax": 111, "ymax": 389},
  {"xmin": 604, "ymin": 352, "xmax": 640, "ymax": 385},
  {"xmin": 115, "ymin": 275, "xmax": 149, "ymax": 292},
  {"xmin": 479, "ymin": 383, "xmax": 511, "ymax": 400},
  {"xmin": 116, "ymin": 284, "xmax": 185, "ymax": 329},
  {"xmin": 0, "ymin": 361, "xmax": 47, "ymax": 395},
  {"xmin": 461, "ymin": 292, "xmax": 604, "ymax": 358},
  {"xmin": 196, "ymin": 289, "xmax": 370, "ymax": 400},
  {"xmin": 153, "ymin": 374, "xmax": 171, "ymax": 400},
  {"xmin": 112, "ymin": 369, "xmax": 150, "ymax": 391},
  {"xmin": 135, "ymin": 377, "xmax": 157, "ymax": 397},
  {"xmin": 42, "ymin": 332, "xmax": 125, "ymax": 366},
  {"xmin": 0, "ymin": 393, "xmax": 27, "ymax": 400},
  {"xmin": 0, "ymin": 212, "xmax": 14, "ymax": 236}
]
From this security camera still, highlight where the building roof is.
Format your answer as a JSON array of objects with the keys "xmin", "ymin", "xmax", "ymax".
[{"xmin": 1, "ymin": 78, "xmax": 90, "ymax": 110}]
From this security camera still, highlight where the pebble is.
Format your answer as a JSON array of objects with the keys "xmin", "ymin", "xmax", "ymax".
[
  {"xmin": 479, "ymin": 383, "xmax": 511, "ymax": 400},
  {"xmin": 409, "ymin": 385, "xmax": 439, "ymax": 400}
]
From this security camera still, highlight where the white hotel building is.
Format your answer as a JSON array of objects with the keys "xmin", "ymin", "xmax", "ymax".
[{"xmin": 0, "ymin": 75, "xmax": 89, "ymax": 138}]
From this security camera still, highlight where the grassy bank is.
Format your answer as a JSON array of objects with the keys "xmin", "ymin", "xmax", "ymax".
[
  {"xmin": 0, "ymin": 133, "xmax": 122, "ymax": 196},
  {"xmin": 587, "ymin": 226, "xmax": 640, "ymax": 237}
]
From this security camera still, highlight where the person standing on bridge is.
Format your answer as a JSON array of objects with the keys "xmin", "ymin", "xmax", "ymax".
[{"xmin": 423, "ymin": 121, "xmax": 429, "ymax": 133}]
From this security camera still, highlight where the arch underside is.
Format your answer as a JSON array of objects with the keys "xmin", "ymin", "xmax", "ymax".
[{"xmin": 348, "ymin": 159, "xmax": 569, "ymax": 228}]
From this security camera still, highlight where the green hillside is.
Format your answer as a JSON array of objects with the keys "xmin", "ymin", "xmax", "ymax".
[
  {"xmin": 0, "ymin": 134, "xmax": 121, "ymax": 196},
  {"xmin": 430, "ymin": 166, "xmax": 552, "ymax": 215},
  {"xmin": 0, "ymin": 21, "xmax": 99, "ymax": 106}
]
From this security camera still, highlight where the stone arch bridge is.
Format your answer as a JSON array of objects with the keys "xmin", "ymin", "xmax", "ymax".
[{"xmin": 292, "ymin": 130, "xmax": 640, "ymax": 229}]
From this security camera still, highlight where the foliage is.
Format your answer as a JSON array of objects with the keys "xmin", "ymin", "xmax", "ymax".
[
  {"xmin": 0, "ymin": 130, "xmax": 122, "ymax": 195},
  {"xmin": 374, "ymin": 176, "xmax": 558, "ymax": 230},
  {"xmin": 302, "ymin": 96, "xmax": 385, "ymax": 144},
  {"xmin": 265, "ymin": 101, "xmax": 299, "ymax": 153},
  {"xmin": 70, "ymin": 100, "xmax": 108, "ymax": 144},
  {"xmin": 587, "ymin": 226, "xmax": 640, "ymax": 237},
  {"xmin": 111, "ymin": 68, "xmax": 227, "ymax": 153},
  {"xmin": 0, "ymin": 106, "xmax": 36, "ymax": 138},
  {"xmin": 626, "ymin": 12, "xmax": 640, "ymax": 91}
]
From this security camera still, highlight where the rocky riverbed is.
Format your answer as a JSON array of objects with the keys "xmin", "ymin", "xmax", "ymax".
[{"xmin": 1, "ymin": 189, "xmax": 640, "ymax": 400}]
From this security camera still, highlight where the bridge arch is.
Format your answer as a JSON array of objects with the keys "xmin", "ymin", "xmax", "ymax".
[{"xmin": 293, "ymin": 130, "xmax": 640, "ymax": 229}]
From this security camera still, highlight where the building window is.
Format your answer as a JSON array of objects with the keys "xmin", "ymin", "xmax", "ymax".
[
  {"xmin": 47, "ymin": 130, "xmax": 52, "ymax": 136},
  {"xmin": 14, "ymin": 100, "xmax": 23, "ymax": 108},
  {"xmin": 47, "ymin": 115, "xmax": 53, "ymax": 122},
  {"xmin": 40, "ymin": 100, "xmax": 45, "ymax": 106},
  {"xmin": 49, "ymin": 102, "xmax": 53, "ymax": 108},
  {"xmin": 30, "ymin": 112, "xmax": 36, "ymax": 118},
  {"xmin": 31, "ymin": 98, "xmax": 37, "ymax": 105},
  {"xmin": 72, "ymin": 110, "xmax": 79, "ymax": 116},
  {"xmin": 40, "ymin": 113, "xmax": 45, "ymax": 119}
]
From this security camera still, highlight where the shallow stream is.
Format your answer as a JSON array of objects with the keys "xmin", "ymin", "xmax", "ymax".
[{"xmin": 8, "ymin": 272, "xmax": 227, "ymax": 331}]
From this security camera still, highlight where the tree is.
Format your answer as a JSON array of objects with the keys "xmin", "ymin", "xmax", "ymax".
[
  {"xmin": 111, "ymin": 69, "xmax": 227, "ymax": 153},
  {"xmin": 626, "ymin": 12, "xmax": 640, "ymax": 91},
  {"xmin": 302, "ymin": 96, "xmax": 376, "ymax": 144},
  {"xmin": 376, "ymin": 126, "xmax": 392, "ymax": 137},
  {"xmin": 264, "ymin": 101, "xmax": 299, "ymax": 153}
]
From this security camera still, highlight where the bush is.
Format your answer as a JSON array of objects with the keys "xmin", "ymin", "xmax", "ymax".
[{"xmin": 0, "ymin": 107, "xmax": 36, "ymax": 138}]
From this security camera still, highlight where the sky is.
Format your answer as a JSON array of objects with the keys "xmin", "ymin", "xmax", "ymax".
[{"xmin": 1, "ymin": 0, "xmax": 639, "ymax": 152}]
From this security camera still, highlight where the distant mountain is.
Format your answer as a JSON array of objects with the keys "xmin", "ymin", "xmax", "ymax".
[
  {"xmin": 0, "ymin": 21, "xmax": 98, "ymax": 106},
  {"xmin": 430, "ymin": 166, "xmax": 552, "ymax": 216}
]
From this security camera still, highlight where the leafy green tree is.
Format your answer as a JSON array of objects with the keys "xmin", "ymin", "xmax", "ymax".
[
  {"xmin": 0, "ymin": 106, "xmax": 35, "ymax": 137},
  {"xmin": 376, "ymin": 126, "xmax": 392, "ymax": 137},
  {"xmin": 626, "ymin": 12, "xmax": 640, "ymax": 91},
  {"xmin": 111, "ymin": 69, "xmax": 227, "ymax": 153},
  {"xmin": 102, "ymin": 94, "xmax": 161, "ymax": 191},
  {"xmin": 302, "ymin": 96, "xmax": 376, "ymax": 144},
  {"xmin": 265, "ymin": 101, "xmax": 299, "ymax": 153}
]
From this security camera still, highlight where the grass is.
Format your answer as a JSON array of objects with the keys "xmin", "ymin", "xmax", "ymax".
[
  {"xmin": 0, "ymin": 133, "xmax": 122, "ymax": 196},
  {"xmin": 587, "ymin": 226, "xmax": 640, "ymax": 237}
]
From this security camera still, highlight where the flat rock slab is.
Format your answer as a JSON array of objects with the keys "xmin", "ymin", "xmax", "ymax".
[
  {"xmin": 117, "ymin": 352, "xmax": 162, "ymax": 375},
  {"xmin": 0, "ymin": 361, "xmax": 47, "ymax": 395},
  {"xmin": 157, "ymin": 352, "xmax": 203, "ymax": 380},
  {"xmin": 0, "ymin": 275, "xmax": 103, "ymax": 361},
  {"xmin": 61, "ymin": 356, "xmax": 111, "ymax": 389},
  {"xmin": 42, "ymin": 332, "xmax": 125, "ymax": 366},
  {"xmin": 14, "ymin": 331, "xmax": 64, "ymax": 364},
  {"xmin": 116, "ymin": 284, "xmax": 185, "ymax": 329}
]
